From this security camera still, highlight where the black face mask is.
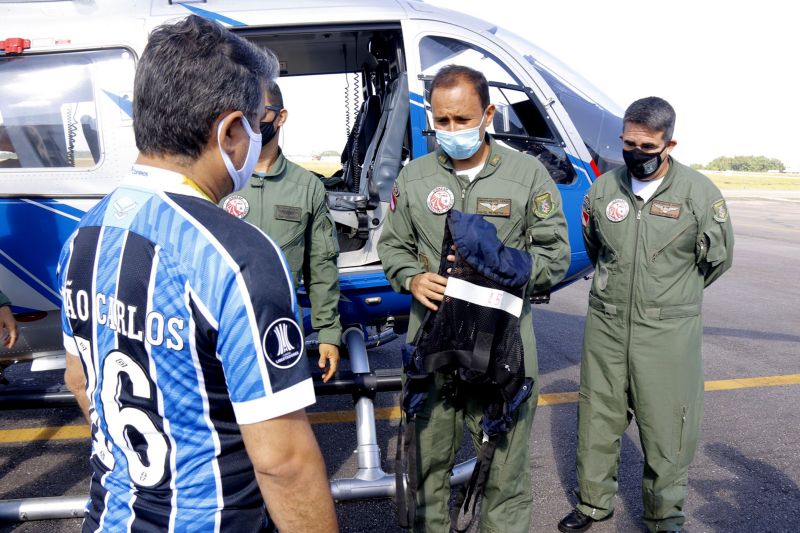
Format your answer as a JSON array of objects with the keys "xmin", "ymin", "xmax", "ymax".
[
  {"xmin": 623, "ymin": 146, "xmax": 668, "ymax": 180},
  {"xmin": 259, "ymin": 118, "xmax": 279, "ymax": 146}
]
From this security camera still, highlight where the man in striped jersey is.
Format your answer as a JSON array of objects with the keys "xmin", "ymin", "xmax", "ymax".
[{"xmin": 59, "ymin": 15, "xmax": 337, "ymax": 533}]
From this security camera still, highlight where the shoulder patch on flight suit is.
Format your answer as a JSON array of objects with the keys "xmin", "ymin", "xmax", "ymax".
[
  {"xmin": 477, "ymin": 197, "xmax": 511, "ymax": 217},
  {"xmin": 712, "ymin": 199, "xmax": 729, "ymax": 222},
  {"xmin": 222, "ymin": 195, "xmax": 249, "ymax": 219},
  {"xmin": 427, "ymin": 186, "xmax": 454, "ymax": 215},
  {"xmin": 650, "ymin": 200, "xmax": 681, "ymax": 219},
  {"xmin": 605, "ymin": 198, "xmax": 629, "ymax": 222},
  {"xmin": 532, "ymin": 192, "xmax": 555, "ymax": 219},
  {"xmin": 581, "ymin": 195, "xmax": 591, "ymax": 227},
  {"xmin": 275, "ymin": 205, "xmax": 302, "ymax": 222}
]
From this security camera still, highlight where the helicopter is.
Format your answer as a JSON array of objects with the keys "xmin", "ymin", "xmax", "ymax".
[{"xmin": 0, "ymin": 0, "xmax": 623, "ymax": 521}]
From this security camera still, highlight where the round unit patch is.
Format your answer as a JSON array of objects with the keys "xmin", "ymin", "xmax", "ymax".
[
  {"xmin": 222, "ymin": 195, "xmax": 250, "ymax": 219},
  {"xmin": 427, "ymin": 186, "xmax": 455, "ymax": 214},
  {"xmin": 605, "ymin": 198, "xmax": 629, "ymax": 222},
  {"xmin": 263, "ymin": 318, "xmax": 304, "ymax": 369}
]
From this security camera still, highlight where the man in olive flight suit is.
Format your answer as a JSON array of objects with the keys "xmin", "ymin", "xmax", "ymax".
[
  {"xmin": 221, "ymin": 80, "xmax": 341, "ymax": 382},
  {"xmin": 558, "ymin": 97, "xmax": 734, "ymax": 533},
  {"xmin": 379, "ymin": 65, "xmax": 570, "ymax": 533}
]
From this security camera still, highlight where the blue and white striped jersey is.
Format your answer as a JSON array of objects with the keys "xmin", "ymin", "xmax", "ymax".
[{"xmin": 58, "ymin": 165, "xmax": 314, "ymax": 533}]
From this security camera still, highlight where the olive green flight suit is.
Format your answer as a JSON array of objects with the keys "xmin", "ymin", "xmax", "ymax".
[
  {"xmin": 220, "ymin": 151, "xmax": 342, "ymax": 346},
  {"xmin": 577, "ymin": 158, "xmax": 734, "ymax": 532},
  {"xmin": 378, "ymin": 137, "xmax": 570, "ymax": 532},
  {"xmin": 0, "ymin": 291, "xmax": 10, "ymax": 308}
]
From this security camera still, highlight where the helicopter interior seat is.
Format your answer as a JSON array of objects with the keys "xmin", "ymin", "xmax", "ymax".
[
  {"xmin": 338, "ymin": 91, "xmax": 381, "ymax": 194},
  {"xmin": 357, "ymin": 72, "xmax": 409, "ymax": 204},
  {"xmin": 326, "ymin": 71, "xmax": 409, "ymax": 252}
]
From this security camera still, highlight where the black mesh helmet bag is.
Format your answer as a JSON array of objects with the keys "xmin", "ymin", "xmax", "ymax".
[{"xmin": 396, "ymin": 209, "xmax": 534, "ymax": 531}]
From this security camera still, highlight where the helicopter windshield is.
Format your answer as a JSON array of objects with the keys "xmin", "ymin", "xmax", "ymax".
[{"xmin": 493, "ymin": 28, "xmax": 624, "ymax": 173}]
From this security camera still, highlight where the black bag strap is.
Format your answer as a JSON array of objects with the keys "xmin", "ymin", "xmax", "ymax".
[
  {"xmin": 395, "ymin": 413, "xmax": 418, "ymax": 529},
  {"xmin": 450, "ymin": 436, "xmax": 498, "ymax": 533}
]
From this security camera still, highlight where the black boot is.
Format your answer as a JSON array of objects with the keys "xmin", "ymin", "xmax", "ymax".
[{"xmin": 558, "ymin": 508, "xmax": 612, "ymax": 533}]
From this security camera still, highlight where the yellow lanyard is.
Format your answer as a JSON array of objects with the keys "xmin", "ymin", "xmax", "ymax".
[{"xmin": 180, "ymin": 177, "xmax": 214, "ymax": 203}]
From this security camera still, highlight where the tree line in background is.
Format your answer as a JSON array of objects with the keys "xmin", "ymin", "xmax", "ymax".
[{"xmin": 692, "ymin": 155, "xmax": 785, "ymax": 172}]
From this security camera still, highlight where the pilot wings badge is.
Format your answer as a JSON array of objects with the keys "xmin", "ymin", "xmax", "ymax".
[
  {"xmin": 476, "ymin": 197, "xmax": 511, "ymax": 217},
  {"xmin": 650, "ymin": 200, "xmax": 681, "ymax": 219}
]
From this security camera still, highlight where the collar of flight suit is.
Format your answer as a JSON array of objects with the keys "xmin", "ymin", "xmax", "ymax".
[
  {"xmin": 619, "ymin": 155, "xmax": 679, "ymax": 204},
  {"xmin": 435, "ymin": 135, "xmax": 504, "ymax": 181},
  {"xmin": 248, "ymin": 149, "xmax": 288, "ymax": 188}
]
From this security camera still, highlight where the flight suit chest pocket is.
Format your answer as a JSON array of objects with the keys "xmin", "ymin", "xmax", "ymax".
[
  {"xmin": 647, "ymin": 203, "xmax": 697, "ymax": 263},
  {"xmin": 476, "ymin": 196, "xmax": 521, "ymax": 245}
]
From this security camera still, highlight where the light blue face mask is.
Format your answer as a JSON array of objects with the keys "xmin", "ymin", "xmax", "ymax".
[
  {"xmin": 434, "ymin": 109, "xmax": 487, "ymax": 161},
  {"xmin": 218, "ymin": 114, "xmax": 262, "ymax": 193}
]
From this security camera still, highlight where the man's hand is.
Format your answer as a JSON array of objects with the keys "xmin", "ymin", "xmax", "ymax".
[
  {"xmin": 318, "ymin": 343, "xmax": 339, "ymax": 383},
  {"xmin": 0, "ymin": 306, "xmax": 17, "ymax": 349},
  {"xmin": 410, "ymin": 272, "xmax": 448, "ymax": 311}
]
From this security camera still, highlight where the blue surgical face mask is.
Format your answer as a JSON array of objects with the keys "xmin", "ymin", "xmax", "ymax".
[
  {"xmin": 435, "ymin": 109, "xmax": 487, "ymax": 161},
  {"xmin": 218, "ymin": 115, "xmax": 262, "ymax": 192}
]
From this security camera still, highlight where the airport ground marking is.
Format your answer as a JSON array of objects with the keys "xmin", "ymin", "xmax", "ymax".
[{"xmin": 3, "ymin": 373, "xmax": 800, "ymax": 444}]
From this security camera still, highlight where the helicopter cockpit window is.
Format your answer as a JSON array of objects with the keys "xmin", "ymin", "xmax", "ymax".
[
  {"xmin": 419, "ymin": 36, "xmax": 576, "ymax": 185},
  {"xmin": 489, "ymin": 27, "xmax": 625, "ymax": 173},
  {"xmin": 0, "ymin": 49, "xmax": 133, "ymax": 170}
]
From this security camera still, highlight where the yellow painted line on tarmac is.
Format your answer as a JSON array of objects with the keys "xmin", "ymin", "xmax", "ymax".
[
  {"xmin": 538, "ymin": 391, "xmax": 579, "ymax": 405},
  {"xmin": 309, "ymin": 406, "xmax": 400, "ymax": 425},
  {"xmin": 3, "ymin": 373, "xmax": 800, "ymax": 444},
  {"xmin": 703, "ymin": 372, "xmax": 800, "ymax": 391},
  {"xmin": 0, "ymin": 424, "xmax": 90, "ymax": 443}
]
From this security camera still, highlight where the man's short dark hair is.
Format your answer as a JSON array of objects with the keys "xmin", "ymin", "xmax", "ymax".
[
  {"xmin": 430, "ymin": 65, "xmax": 490, "ymax": 110},
  {"xmin": 623, "ymin": 96, "xmax": 676, "ymax": 142},
  {"xmin": 265, "ymin": 79, "xmax": 284, "ymax": 109},
  {"xmin": 133, "ymin": 15, "xmax": 278, "ymax": 159}
]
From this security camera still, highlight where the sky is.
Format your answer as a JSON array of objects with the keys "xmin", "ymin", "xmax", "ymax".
[{"xmin": 426, "ymin": 0, "xmax": 800, "ymax": 170}]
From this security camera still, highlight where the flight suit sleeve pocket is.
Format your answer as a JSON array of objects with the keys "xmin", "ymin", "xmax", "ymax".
[
  {"xmin": 526, "ymin": 223, "xmax": 557, "ymax": 246},
  {"xmin": 322, "ymin": 212, "xmax": 339, "ymax": 258},
  {"xmin": 703, "ymin": 228, "xmax": 728, "ymax": 267}
]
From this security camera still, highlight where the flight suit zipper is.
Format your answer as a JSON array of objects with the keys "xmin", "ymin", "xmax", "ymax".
[
  {"xmin": 258, "ymin": 175, "xmax": 268, "ymax": 231},
  {"xmin": 458, "ymin": 176, "xmax": 474, "ymax": 212},
  {"xmin": 626, "ymin": 206, "xmax": 643, "ymax": 361}
]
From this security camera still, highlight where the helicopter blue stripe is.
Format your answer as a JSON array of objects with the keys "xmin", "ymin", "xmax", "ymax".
[
  {"xmin": 21, "ymin": 199, "xmax": 83, "ymax": 221},
  {"xmin": 31, "ymin": 199, "xmax": 87, "ymax": 219},
  {"xmin": 0, "ymin": 252, "xmax": 61, "ymax": 307},
  {"xmin": 567, "ymin": 153, "xmax": 594, "ymax": 183},
  {"xmin": 179, "ymin": 4, "xmax": 246, "ymax": 27}
]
